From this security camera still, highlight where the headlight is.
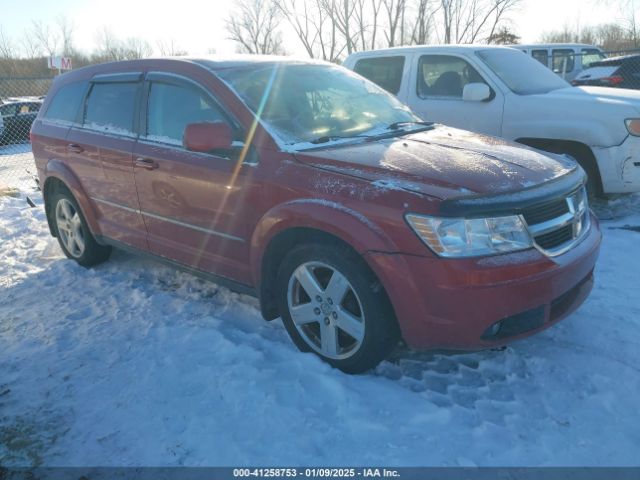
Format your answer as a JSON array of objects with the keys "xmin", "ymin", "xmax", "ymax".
[
  {"xmin": 625, "ymin": 119, "xmax": 640, "ymax": 136},
  {"xmin": 405, "ymin": 214, "xmax": 533, "ymax": 258}
]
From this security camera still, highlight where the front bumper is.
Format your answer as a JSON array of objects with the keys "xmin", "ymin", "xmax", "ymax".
[
  {"xmin": 594, "ymin": 135, "xmax": 640, "ymax": 193},
  {"xmin": 365, "ymin": 213, "xmax": 602, "ymax": 350}
]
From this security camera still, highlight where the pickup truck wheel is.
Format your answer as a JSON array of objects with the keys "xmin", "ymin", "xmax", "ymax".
[
  {"xmin": 276, "ymin": 243, "xmax": 400, "ymax": 374},
  {"xmin": 51, "ymin": 191, "xmax": 111, "ymax": 267}
]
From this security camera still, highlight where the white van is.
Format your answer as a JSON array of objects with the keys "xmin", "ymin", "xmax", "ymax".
[{"xmin": 516, "ymin": 44, "xmax": 605, "ymax": 81}]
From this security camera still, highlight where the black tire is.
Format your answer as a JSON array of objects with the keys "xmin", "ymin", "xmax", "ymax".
[
  {"xmin": 50, "ymin": 189, "xmax": 111, "ymax": 267},
  {"xmin": 276, "ymin": 242, "xmax": 400, "ymax": 374}
]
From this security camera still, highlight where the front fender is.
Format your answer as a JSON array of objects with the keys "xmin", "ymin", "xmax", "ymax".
[
  {"xmin": 250, "ymin": 198, "xmax": 399, "ymax": 286},
  {"xmin": 44, "ymin": 159, "xmax": 102, "ymax": 237}
]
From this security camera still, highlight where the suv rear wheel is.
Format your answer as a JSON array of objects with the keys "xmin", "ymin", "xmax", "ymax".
[
  {"xmin": 276, "ymin": 243, "xmax": 399, "ymax": 373},
  {"xmin": 51, "ymin": 190, "xmax": 111, "ymax": 267}
]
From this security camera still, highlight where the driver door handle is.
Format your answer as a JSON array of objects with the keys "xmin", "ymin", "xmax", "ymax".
[{"xmin": 135, "ymin": 157, "xmax": 159, "ymax": 170}]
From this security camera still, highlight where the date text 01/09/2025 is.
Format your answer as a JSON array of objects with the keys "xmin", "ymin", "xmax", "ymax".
[{"xmin": 232, "ymin": 468, "xmax": 401, "ymax": 478}]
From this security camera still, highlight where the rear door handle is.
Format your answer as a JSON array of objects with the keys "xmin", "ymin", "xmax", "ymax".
[
  {"xmin": 67, "ymin": 143, "xmax": 84, "ymax": 153},
  {"xmin": 135, "ymin": 157, "xmax": 159, "ymax": 170}
]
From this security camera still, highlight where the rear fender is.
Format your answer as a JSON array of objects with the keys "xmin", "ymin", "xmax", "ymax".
[{"xmin": 43, "ymin": 159, "xmax": 102, "ymax": 237}]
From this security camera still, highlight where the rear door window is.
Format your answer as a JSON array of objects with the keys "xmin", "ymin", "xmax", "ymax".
[
  {"xmin": 353, "ymin": 56, "xmax": 406, "ymax": 94},
  {"xmin": 531, "ymin": 49, "xmax": 549, "ymax": 67},
  {"xmin": 83, "ymin": 82, "xmax": 139, "ymax": 135},
  {"xmin": 43, "ymin": 81, "xmax": 87, "ymax": 124},
  {"xmin": 417, "ymin": 55, "xmax": 487, "ymax": 98},
  {"xmin": 552, "ymin": 49, "xmax": 575, "ymax": 75},
  {"xmin": 145, "ymin": 81, "xmax": 230, "ymax": 146}
]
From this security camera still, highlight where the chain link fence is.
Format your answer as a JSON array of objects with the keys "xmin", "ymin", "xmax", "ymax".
[{"xmin": 0, "ymin": 76, "xmax": 50, "ymax": 192}]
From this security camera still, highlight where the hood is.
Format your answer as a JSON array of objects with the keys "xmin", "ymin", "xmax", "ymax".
[
  {"xmin": 542, "ymin": 86, "xmax": 640, "ymax": 114},
  {"xmin": 294, "ymin": 126, "xmax": 576, "ymax": 199}
]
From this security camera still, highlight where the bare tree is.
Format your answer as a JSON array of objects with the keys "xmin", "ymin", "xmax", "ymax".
[
  {"xmin": 225, "ymin": 0, "xmax": 285, "ymax": 54},
  {"xmin": 94, "ymin": 27, "xmax": 152, "ymax": 61},
  {"xmin": 437, "ymin": 0, "xmax": 521, "ymax": 44},
  {"xmin": 57, "ymin": 16, "xmax": 76, "ymax": 57},
  {"xmin": 0, "ymin": 26, "xmax": 15, "ymax": 59},
  {"xmin": 409, "ymin": 0, "xmax": 436, "ymax": 45},
  {"xmin": 157, "ymin": 38, "xmax": 188, "ymax": 56},
  {"xmin": 30, "ymin": 19, "xmax": 59, "ymax": 57}
]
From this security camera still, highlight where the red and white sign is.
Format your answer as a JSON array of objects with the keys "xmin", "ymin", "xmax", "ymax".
[{"xmin": 47, "ymin": 56, "xmax": 73, "ymax": 70}]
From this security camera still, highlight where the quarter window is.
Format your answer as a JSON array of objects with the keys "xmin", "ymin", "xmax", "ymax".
[
  {"xmin": 417, "ymin": 55, "xmax": 487, "ymax": 99},
  {"xmin": 353, "ymin": 56, "xmax": 406, "ymax": 94},
  {"xmin": 43, "ymin": 81, "xmax": 87, "ymax": 123},
  {"xmin": 146, "ymin": 82, "xmax": 229, "ymax": 145},
  {"xmin": 84, "ymin": 82, "xmax": 138, "ymax": 134},
  {"xmin": 552, "ymin": 49, "xmax": 575, "ymax": 75}
]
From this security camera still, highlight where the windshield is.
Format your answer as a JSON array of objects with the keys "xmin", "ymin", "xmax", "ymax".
[
  {"xmin": 477, "ymin": 49, "xmax": 570, "ymax": 95},
  {"xmin": 216, "ymin": 63, "xmax": 419, "ymax": 148}
]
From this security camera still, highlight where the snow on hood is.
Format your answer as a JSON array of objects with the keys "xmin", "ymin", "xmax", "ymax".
[{"xmin": 294, "ymin": 126, "xmax": 576, "ymax": 198}]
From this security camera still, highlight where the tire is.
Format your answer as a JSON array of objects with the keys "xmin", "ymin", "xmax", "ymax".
[
  {"xmin": 276, "ymin": 243, "xmax": 400, "ymax": 374},
  {"xmin": 50, "ymin": 189, "xmax": 111, "ymax": 267}
]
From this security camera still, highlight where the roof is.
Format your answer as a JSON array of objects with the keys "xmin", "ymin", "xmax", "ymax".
[
  {"xmin": 346, "ymin": 44, "xmax": 511, "ymax": 58},
  {"xmin": 188, "ymin": 54, "xmax": 332, "ymax": 71},
  {"xmin": 515, "ymin": 43, "xmax": 602, "ymax": 50}
]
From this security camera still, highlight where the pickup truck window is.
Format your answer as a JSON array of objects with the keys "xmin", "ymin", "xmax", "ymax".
[
  {"xmin": 417, "ymin": 55, "xmax": 487, "ymax": 99},
  {"xmin": 353, "ymin": 56, "xmax": 405, "ymax": 94}
]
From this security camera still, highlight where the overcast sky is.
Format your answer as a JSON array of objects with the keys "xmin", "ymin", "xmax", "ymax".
[{"xmin": 0, "ymin": 0, "xmax": 628, "ymax": 56}]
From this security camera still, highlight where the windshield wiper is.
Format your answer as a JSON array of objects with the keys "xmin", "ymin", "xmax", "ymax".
[
  {"xmin": 309, "ymin": 134, "xmax": 370, "ymax": 144},
  {"xmin": 387, "ymin": 120, "xmax": 434, "ymax": 130}
]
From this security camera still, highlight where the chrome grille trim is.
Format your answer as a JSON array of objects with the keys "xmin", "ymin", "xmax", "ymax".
[{"xmin": 523, "ymin": 187, "xmax": 590, "ymax": 257}]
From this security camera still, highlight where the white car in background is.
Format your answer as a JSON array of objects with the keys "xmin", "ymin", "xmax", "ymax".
[
  {"xmin": 516, "ymin": 43, "xmax": 605, "ymax": 81},
  {"xmin": 344, "ymin": 45, "xmax": 640, "ymax": 195}
]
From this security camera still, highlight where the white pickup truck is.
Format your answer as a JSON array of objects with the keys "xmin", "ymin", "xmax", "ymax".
[{"xmin": 344, "ymin": 45, "xmax": 640, "ymax": 195}]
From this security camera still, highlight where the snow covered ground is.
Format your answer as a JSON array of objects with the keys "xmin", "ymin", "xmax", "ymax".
[{"xmin": 1, "ymin": 165, "xmax": 640, "ymax": 466}]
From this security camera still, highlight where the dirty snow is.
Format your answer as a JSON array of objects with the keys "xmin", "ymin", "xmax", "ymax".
[
  {"xmin": 1, "ymin": 152, "xmax": 640, "ymax": 466},
  {"xmin": 1, "ymin": 190, "xmax": 639, "ymax": 466}
]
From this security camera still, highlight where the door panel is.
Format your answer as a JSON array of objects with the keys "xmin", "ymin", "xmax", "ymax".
[
  {"xmin": 134, "ymin": 141, "xmax": 254, "ymax": 283},
  {"xmin": 68, "ymin": 77, "xmax": 147, "ymax": 250},
  {"xmin": 66, "ymin": 128, "xmax": 147, "ymax": 250},
  {"xmin": 133, "ymin": 75, "xmax": 254, "ymax": 284},
  {"xmin": 409, "ymin": 54, "xmax": 504, "ymax": 137}
]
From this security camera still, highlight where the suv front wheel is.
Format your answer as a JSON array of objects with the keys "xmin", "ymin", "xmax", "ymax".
[{"xmin": 276, "ymin": 243, "xmax": 400, "ymax": 373}]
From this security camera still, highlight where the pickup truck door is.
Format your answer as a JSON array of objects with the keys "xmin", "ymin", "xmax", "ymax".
[{"xmin": 405, "ymin": 53, "xmax": 504, "ymax": 137}]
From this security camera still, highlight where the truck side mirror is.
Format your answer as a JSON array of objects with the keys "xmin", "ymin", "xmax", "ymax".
[{"xmin": 462, "ymin": 83, "xmax": 491, "ymax": 102}]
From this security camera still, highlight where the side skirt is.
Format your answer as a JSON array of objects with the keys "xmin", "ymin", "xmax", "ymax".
[{"xmin": 95, "ymin": 235, "xmax": 257, "ymax": 298}]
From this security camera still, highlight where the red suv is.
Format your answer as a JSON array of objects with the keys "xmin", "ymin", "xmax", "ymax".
[{"xmin": 31, "ymin": 57, "xmax": 601, "ymax": 373}]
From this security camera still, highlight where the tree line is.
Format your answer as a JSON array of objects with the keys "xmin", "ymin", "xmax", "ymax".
[
  {"xmin": 226, "ymin": 0, "xmax": 524, "ymax": 59},
  {"xmin": 1, "ymin": 0, "xmax": 639, "ymax": 79}
]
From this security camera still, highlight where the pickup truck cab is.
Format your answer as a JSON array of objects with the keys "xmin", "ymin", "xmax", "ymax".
[{"xmin": 344, "ymin": 45, "xmax": 640, "ymax": 195}]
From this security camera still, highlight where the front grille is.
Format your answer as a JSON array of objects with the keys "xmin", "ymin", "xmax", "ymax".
[
  {"xmin": 522, "ymin": 187, "xmax": 590, "ymax": 256},
  {"xmin": 522, "ymin": 200, "xmax": 569, "ymax": 225},
  {"xmin": 534, "ymin": 224, "xmax": 574, "ymax": 250}
]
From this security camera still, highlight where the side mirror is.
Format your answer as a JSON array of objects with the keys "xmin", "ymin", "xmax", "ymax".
[
  {"xmin": 462, "ymin": 83, "xmax": 491, "ymax": 102},
  {"xmin": 183, "ymin": 121, "xmax": 233, "ymax": 152}
]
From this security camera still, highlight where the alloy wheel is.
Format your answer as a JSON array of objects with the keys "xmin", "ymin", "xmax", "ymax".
[
  {"xmin": 287, "ymin": 261, "xmax": 366, "ymax": 360},
  {"xmin": 55, "ymin": 198, "xmax": 85, "ymax": 258}
]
